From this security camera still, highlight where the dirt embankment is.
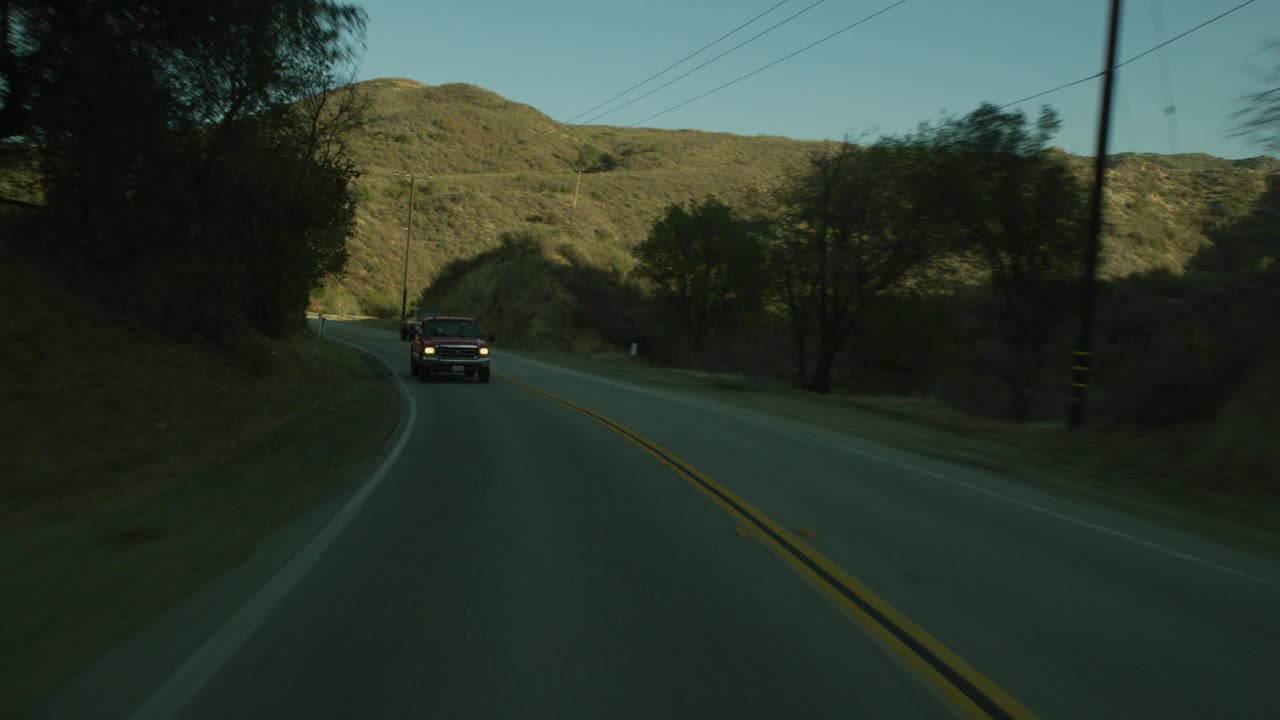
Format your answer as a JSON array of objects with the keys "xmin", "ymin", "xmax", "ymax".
[{"xmin": 0, "ymin": 259, "xmax": 401, "ymax": 716}]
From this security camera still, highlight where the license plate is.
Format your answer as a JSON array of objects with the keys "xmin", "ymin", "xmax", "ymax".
[{"xmin": 451, "ymin": 365, "xmax": 464, "ymax": 372}]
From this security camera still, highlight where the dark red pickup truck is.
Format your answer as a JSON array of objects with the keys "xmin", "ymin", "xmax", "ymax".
[{"xmin": 408, "ymin": 315, "xmax": 493, "ymax": 383}]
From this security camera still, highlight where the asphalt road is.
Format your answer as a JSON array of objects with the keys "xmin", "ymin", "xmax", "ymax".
[{"xmin": 33, "ymin": 320, "xmax": 1280, "ymax": 719}]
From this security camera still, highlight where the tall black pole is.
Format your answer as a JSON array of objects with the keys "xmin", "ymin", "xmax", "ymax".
[
  {"xmin": 1069, "ymin": 0, "xmax": 1123, "ymax": 431},
  {"xmin": 400, "ymin": 175, "xmax": 416, "ymax": 321}
]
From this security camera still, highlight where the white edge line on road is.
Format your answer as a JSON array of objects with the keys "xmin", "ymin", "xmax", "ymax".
[
  {"xmin": 129, "ymin": 335, "xmax": 417, "ymax": 720},
  {"xmin": 509, "ymin": 353, "xmax": 1280, "ymax": 592}
]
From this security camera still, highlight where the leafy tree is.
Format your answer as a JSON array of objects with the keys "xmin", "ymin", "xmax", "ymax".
[
  {"xmin": 633, "ymin": 196, "xmax": 767, "ymax": 360},
  {"xmin": 918, "ymin": 104, "xmax": 1086, "ymax": 419},
  {"xmin": 771, "ymin": 141, "xmax": 948, "ymax": 393},
  {"xmin": 0, "ymin": 1, "xmax": 369, "ymax": 337},
  {"xmin": 767, "ymin": 224, "xmax": 819, "ymax": 388}
]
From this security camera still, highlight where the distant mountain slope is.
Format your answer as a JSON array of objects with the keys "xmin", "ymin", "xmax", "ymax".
[{"xmin": 322, "ymin": 78, "xmax": 1279, "ymax": 309}]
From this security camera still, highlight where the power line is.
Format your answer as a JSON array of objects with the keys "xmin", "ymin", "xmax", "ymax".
[
  {"xmin": 985, "ymin": 73, "xmax": 1104, "ymax": 112},
  {"xmin": 575, "ymin": 0, "xmax": 831, "ymax": 127},
  {"xmin": 535, "ymin": 0, "xmax": 1259, "ymax": 235},
  {"xmin": 621, "ymin": 0, "xmax": 912, "ymax": 129},
  {"xmin": 559, "ymin": 0, "xmax": 796, "ymax": 126},
  {"xmin": 1150, "ymin": 0, "xmax": 1181, "ymax": 153},
  {"xmin": 909, "ymin": 0, "xmax": 1257, "ymax": 140},
  {"xmin": 690, "ymin": 0, "xmax": 1259, "ymax": 203},
  {"xmin": 1117, "ymin": 0, "xmax": 1256, "ymax": 69}
]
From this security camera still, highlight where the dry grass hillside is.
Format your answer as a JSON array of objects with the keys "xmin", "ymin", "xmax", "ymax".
[
  {"xmin": 1083, "ymin": 152, "xmax": 1280, "ymax": 277},
  {"xmin": 324, "ymin": 78, "xmax": 827, "ymax": 311},
  {"xmin": 319, "ymin": 77, "xmax": 1280, "ymax": 312}
]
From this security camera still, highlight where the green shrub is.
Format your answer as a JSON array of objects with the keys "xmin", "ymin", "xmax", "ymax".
[
  {"xmin": 558, "ymin": 260, "xmax": 648, "ymax": 350},
  {"xmin": 358, "ymin": 290, "xmax": 400, "ymax": 318},
  {"xmin": 1187, "ymin": 351, "xmax": 1280, "ymax": 493},
  {"xmin": 843, "ymin": 293, "xmax": 952, "ymax": 397},
  {"xmin": 316, "ymin": 285, "xmax": 360, "ymax": 315},
  {"xmin": 384, "ymin": 183, "xmax": 410, "ymax": 201},
  {"xmin": 498, "ymin": 228, "xmax": 544, "ymax": 254},
  {"xmin": 421, "ymin": 229, "xmax": 545, "ymax": 303},
  {"xmin": 392, "ymin": 133, "xmax": 413, "ymax": 145},
  {"xmin": 575, "ymin": 144, "xmax": 619, "ymax": 173},
  {"xmin": 1092, "ymin": 270, "xmax": 1262, "ymax": 427},
  {"xmin": 556, "ymin": 242, "xmax": 585, "ymax": 265}
]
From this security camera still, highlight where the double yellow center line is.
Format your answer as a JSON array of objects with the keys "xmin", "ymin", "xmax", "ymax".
[{"xmin": 499, "ymin": 372, "xmax": 1036, "ymax": 720}]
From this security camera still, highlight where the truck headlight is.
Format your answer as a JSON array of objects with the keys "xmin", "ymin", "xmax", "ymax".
[
  {"xmin": 423, "ymin": 347, "xmax": 435, "ymax": 355},
  {"xmin": 479, "ymin": 347, "xmax": 490, "ymax": 356}
]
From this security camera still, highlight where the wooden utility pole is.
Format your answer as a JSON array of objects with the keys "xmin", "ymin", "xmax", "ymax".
[
  {"xmin": 1068, "ymin": 0, "xmax": 1123, "ymax": 430},
  {"xmin": 572, "ymin": 170, "xmax": 582, "ymax": 211},
  {"xmin": 396, "ymin": 171, "xmax": 427, "ymax": 321}
]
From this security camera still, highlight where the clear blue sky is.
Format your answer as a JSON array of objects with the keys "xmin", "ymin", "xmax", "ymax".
[{"xmin": 353, "ymin": 0, "xmax": 1278, "ymax": 159}]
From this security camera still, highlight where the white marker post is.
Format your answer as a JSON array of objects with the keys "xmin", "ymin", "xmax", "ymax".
[{"xmin": 318, "ymin": 312, "xmax": 325, "ymax": 339}]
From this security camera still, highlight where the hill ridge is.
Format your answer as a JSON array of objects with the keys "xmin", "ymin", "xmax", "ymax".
[{"xmin": 319, "ymin": 77, "xmax": 1280, "ymax": 312}]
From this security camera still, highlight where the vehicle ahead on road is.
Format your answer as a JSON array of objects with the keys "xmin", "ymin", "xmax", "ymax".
[
  {"xmin": 409, "ymin": 316, "xmax": 493, "ymax": 383},
  {"xmin": 400, "ymin": 306, "xmax": 440, "ymax": 341}
]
